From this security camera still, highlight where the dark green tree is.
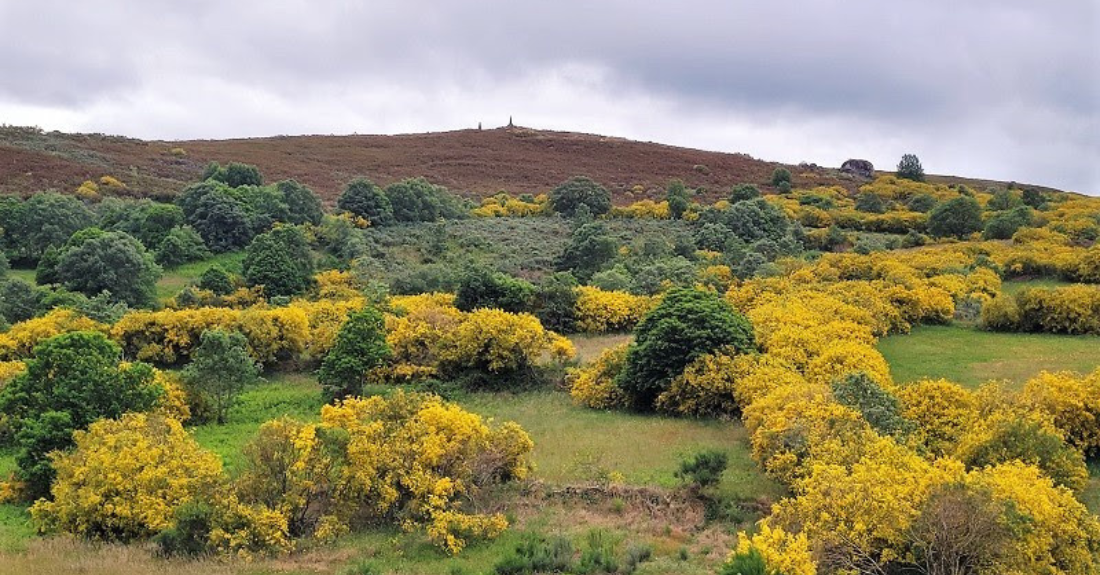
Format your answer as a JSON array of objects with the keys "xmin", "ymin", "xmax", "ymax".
[
  {"xmin": 987, "ymin": 189, "xmax": 1022, "ymax": 211},
  {"xmin": 616, "ymin": 289, "xmax": 755, "ymax": 410},
  {"xmin": 928, "ymin": 196, "xmax": 983, "ymax": 238},
  {"xmin": 982, "ymin": 206, "xmax": 1033, "ymax": 240},
  {"xmin": 182, "ymin": 330, "xmax": 261, "ymax": 425},
  {"xmin": 959, "ymin": 418, "xmax": 1087, "ymax": 490},
  {"xmin": 897, "ymin": 153, "xmax": 925, "ymax": 182},
  {"xmin": 729, "ymin": 184, "xmax": 761, "ymax": 204},
  {"xmin": 723, "ymin": 198, "xmax": 789, "ymax": 243},
  {"xmin": 0, "ymin": 279, "xmax": 39, "ymax": 324},
  {"xmin": 338, "ymin": 178, "xmax": 393, "ymax": 226},
  {"xmin": 318, "ymin": 308, "xmax": 391, "ymax": 401},
  {"xmin": 198, "ymin": 265, "xmax": 236, "ymax": 295},
  {"xmin": 57, "ymin": 231, "xmax": 162, "ymax": 307},
  {"xmin": 771, "ymin": 167, "xmax": 792, "ymax": 187},
  {"xmin": 156, "ymin": 226, "xmax": 210, "ymax": 267},
  {"xmin": 855, "ymin": 191, "xmax": 887, "ymax": 214},
  {"xmin": 385, "ymin": 177, "xmax": 466, "ymax": 222},
  {"xmin": 276, "ymin": 180, "xmax": 325, "ymax": 226},
  {"xmin": 906, "ymin": 193, "xmax": 938, "ymax": 213},
  {"xmin": 242, "ymin": 226, "xmax": 314, "ymax": 298},
  {"xmin": 666, "ymin": 180, "xmax": 690, "ymax": 220},
  {"xmin": 186, "ymin": 188, "xmax": 254, "ymax": 252},
  {"xmin": 549, "ymin": 176, "xmax": 611, "ymax": 218},
  {"xmin": 0, "ymin": 193, "xmax": 95, "ymax": 263},
  {"xmin": 205, "ymin": 161, "xmax": 263, "ymax": 188},
  {"xmin": 1022, "ymin": 188, "xmax": 1047, "ymax": 209},
  {"xmin": 455, "ymin": 267, "xmax": 535, "ymax": 313},
  {"xmin": 534, "ymin": 272, "xmax": 579, "ymax": 333},
  {"xmin": 556, "ymin": 222, "xmax": 617, "ymax": 282}
]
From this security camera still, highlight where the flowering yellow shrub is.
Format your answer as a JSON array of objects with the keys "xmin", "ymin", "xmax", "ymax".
[
  {"xmin": 966, "ymin": 461, "xmax": 1100, "ymax": 574},
  {"xmin": 152, "ymin": 369, "xmax": 191, "ymax": 423},
  {"xmin": 319, "ymin": 392, "xmax": 532, "ymax": 553},
  {"xmin": 573, "ymin": 286, "xmax": 656, "ymax": 333},
  {"xmin": 609, "ymin": 199, "xmax": 671, "ymax": 219},
  {"xmin": 471, "ymin": 194, "xmax": 547, "ymax": 217},
  {"xmin": 438, "ymin": 309, "xmax": 554, "ymax": 374},
  {"xmin": 568, "ymin": 343, "xmax": 629, "ymax": 409},
  {"xmin": 1021, "ymin": 370, "xmax": 1100, "ymax": 453},
  {"xmin": 111, "ymin": 307, "xmax": 239, "ymax": 364},
  {"xmin": 288, "ymin": 298, "xmax": 366, "ymax": 358},
  {"xmin": 313, "ymin": 269, "xmax": 362, "ymax": 300},
  {"xmin": 236, "ymin": 306, "xmax": 309, "ymax": 364},
  {"xmin": 656, "ymin": 349, "xmax": 742, "ymax": 417},
  {"xmin": 0, "ymin": 360, "xmax": 25, "ymax": 387},
  {"xmin": 730, "ymin": 524, "xmax": 816, "ymax": 575},
  {"xmin": 31, "ymin": 413, "xmax": 223, "ymax": 541},
  {"xmin": 771, "ymin": 440, "xmax": 961, "ymax": 566},
  {"xmin": 743, "ymin": 382, "xmax": 869, "ymax": 484},
  {"xmin": 207, "ymin": 494, "xmax": 293, "ymax": 559},
  {"xmin": 0, "ymin": 310, "xmax": 108, "ymax": 360},
  {"xmin": 898, "ymin": 379, "xmax": 979, "ymax": 457}
]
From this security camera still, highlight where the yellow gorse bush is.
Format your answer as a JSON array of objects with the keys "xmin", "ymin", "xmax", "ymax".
[{"xmin": 31, "ymin": 413, "xmax": 224, "ymax": 541}]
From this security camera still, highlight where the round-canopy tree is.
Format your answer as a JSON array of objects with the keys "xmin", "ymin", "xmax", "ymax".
[
  {"xmin": 615, "ymin": 288, "xmax": 755, "ymax": 410},
  {"xmin": 338, "ymin": 178, "xmax": 393, "ymax": 226},
  {"xmin": 56, "ymin": 231, "xmax": 162, "ymax": 307},
  {"xmin": 276, "ymin": 179, "xmax": 325, "ymax": 226},
  {"xmin": 242, "ymin": 226, "xmax": 314, "ymax": 298},
  {"xmin": 928, "ymin": 196, "xmax": 983, "ymax": 238},
  {"xmin": 549, "ymin": 176, "xmax": 611, "ymax": 218},
  {"xmin": 318, "ymin": 307, "xmax": 391, "ymax": 401}
]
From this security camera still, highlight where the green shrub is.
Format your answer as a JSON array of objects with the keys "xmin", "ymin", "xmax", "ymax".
[
  {"xmin": 616, "ymin": 288, "xmax": 755, "ymax": 410},
  {"xmin": 928, "ymin": 196, "xmax": 982, "ymax": 238},
  {"xmin": 675, "ymin": 449, "xmax": 728, "ymax": 491},
  {"xmin": 153, "ymin": 500, "xmax": 214, "ymax": 558},
  {"xmin": 771, "ymin": 168, "xmax": 792, "ymax": 187},
  {"xmin": 338, "ymin": 178, "xmax": 394, "ymax": 226},
  {"xmin": 156, "ymin": 225, "xmax": 210, "ymax": 267},
  {"xmin": 730, "ymin": 184, "xmax": 761, "ymax": 204},
  {"xmin": 243, "ymin": 226, "xmax": 314, "ymax": 297},
  {"xmin": 455, "ymin": 267, "xmax": 535, "ymax": 313},
  {"xmin": 832, "ymin": 372, "xmax": 913, "ymax": 439},
  {"xmin": 550, "ymin": 176, "xmax": 611, "ymax": 218},
  {"xmin": 182, "ymin": 330, "xmax": 261, "ymax": 425}
]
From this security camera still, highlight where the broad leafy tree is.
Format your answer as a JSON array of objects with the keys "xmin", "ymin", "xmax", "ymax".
[
  {"xmin": 318, "ymin": 308, "xmax": 391, "ymax": 401},
  {"xmin": 338, "ymin": 177, "xmax": 393, "ymax": 225},
  {"xmin": 56, "ymin": 231, "xmax": 162, "ymax": 307},
  {"xmin": 182, "ymin": 329, "xmax": 261, "ymax": 424},
  {"xmin": 242, "ymin": 226, "xmax": 314, "ymax": 298},
  {"xmin": 549, "ymin": 176, "xmax": 611, "ymax": 218}
]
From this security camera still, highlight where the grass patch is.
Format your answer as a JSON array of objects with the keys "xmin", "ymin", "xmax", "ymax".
[
  {"xmin": 1001, "ymin": 277, "xmax": 1071, "ymax": 296},
  {"xmin": 190, "ymin": 372, "xmax": 323, "ymax": 474},
  {"xmin": 878, "ymin": 324, "xmax": 1100, "ymax": 389},
  {"xmin": 155, "ymin": 251, "xmax": 245, "ymax": 301},
  {"xmin": 568, "ymin": 333, "xmax": 632, "ymax": 363},
  {"xmin": 5, "ymin": 268, "xmax": 35, "ymax": 285},
  {"xmin": 460, "ymin": 391, "xmax": 782, "ymax": 502}
]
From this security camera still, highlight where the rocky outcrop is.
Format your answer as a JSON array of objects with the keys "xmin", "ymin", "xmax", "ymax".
[{"xmin": 841, "ymin": 159, "xmax": 875, "ymax": 179}]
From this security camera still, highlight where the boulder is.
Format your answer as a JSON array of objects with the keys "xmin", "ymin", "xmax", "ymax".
[{"xmin": 841, "ymin": 159, "xmax": 875, "ymax": 179}]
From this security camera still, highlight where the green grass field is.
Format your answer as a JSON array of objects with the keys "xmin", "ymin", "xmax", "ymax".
[
  {"xmin": 1001, "ymin": 277, "xmax": 1072, "ymax": 296},
  {"xmin": 155, "ymin": 251, "xmax": 245, "ymax": 301},
  {"xmin": 5, "ymin": 268, "xmax": 35, "ymax": 285},
  {"xmin": 878, "ymin": 324, "xmax": 1100, "ymax": 388}
]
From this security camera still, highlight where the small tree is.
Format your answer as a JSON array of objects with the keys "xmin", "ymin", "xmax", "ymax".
[
  {"xmin": 385, "ymin": 177, "xmax": 466, "ymax": 222},
  {"xmin": 666, "ymin": 180, "xmax": 690, "ymax": 220},
  {"xmin": 535, "ymin": 272, "xmax": 579, "ymax": 333},
  {"xmin": 182, "ymin": 329, "xmax": 261, "ymax": 425},
  {"xmin": 1022, "ymin": 188, "xmax": 1047, "ymax": 209},
  {"xmin": 0, "ymin": 331, "xmax": 160, "ymax": 498},
  {"xmin": 855, "ymin": 191, "xmax": 887, "ymax": 214},
  {"xmin": 318, "ymin": 308, "xmax": 391, "ymax": 401},
  {"xmin": 549, "ymin": 176, "xmax": 611, "ymax": 218},
  {"xmin": 338, "ymin": 177, "xmax": 393, "ymax": 226},
  {"xmin": 616, "ymin": 289, "xmax": 755, "ymax": 410},
  {"xmin": 276, "ymin": 180, "xmax": 325, "ymax": 226},
  {"xmin": 198, "ymin": 265, "xmax": 235, "ymax": 296},
  {"xmin": 928, "ymin": 196, "xmax": 983, "ymax": 238},
  {"xmin": 906, "ymin": 193, "xmax": 938, "ymax": 213},
  {"xmin": 242, "ymin": 226, "xmax": 314, "ymax": 298},
  {"xmin": 156, "ymin": 226, "xmax": 211, "ymax": 267},
  {"xmin": 455, "ymin": 267, "xmax": 535, "ymax": 313},
  {"xmin": 556, "ymin": 222, "xmax": 617, "ymax": 282},
  {"xmin": 982, "ymin": 206, "xmax": 1033, "ymax": 240},
  {"xmin": 729, "ymin": 184, "xmax": 761, "ymax": 204},
  {"xmin": 771, "ymin": 167, "xmax": 792, "ymax": 188},
  {"xmin": 832, "ymin": 372, "xmax": 913, "ymax": 440},
  {"xmin": 896, "ymin": 153, "xmax": 925, "ymax": 182}
]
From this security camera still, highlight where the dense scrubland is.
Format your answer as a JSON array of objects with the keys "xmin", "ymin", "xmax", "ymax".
[{"xmin": 0, "ymin": 149, "xmax": 1098, "ymax": 575}]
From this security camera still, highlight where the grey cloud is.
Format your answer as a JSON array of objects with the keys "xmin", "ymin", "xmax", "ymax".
[{"xmin": 0, "ymin": 0, "xmax": 1095, "ymax": 192}]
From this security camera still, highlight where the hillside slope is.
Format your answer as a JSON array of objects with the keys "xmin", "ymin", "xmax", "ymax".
[{"xmin": 0, "ymin": 125, "xmax": 1062, "ymax": 203}]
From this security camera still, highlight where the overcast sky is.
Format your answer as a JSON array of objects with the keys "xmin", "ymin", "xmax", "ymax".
[{"xmin": 1, "ymin": 1, "xmax": 1097, "ymax": 193}]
